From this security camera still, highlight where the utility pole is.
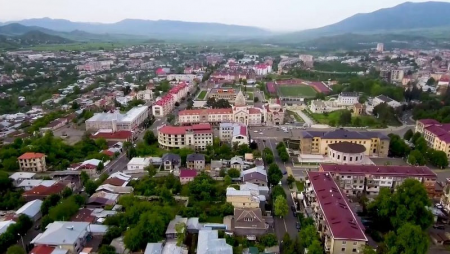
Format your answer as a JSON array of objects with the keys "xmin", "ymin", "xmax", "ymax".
[{"xmin": 18, "ymin": 233, "xmax": 25, "ymax": 250}]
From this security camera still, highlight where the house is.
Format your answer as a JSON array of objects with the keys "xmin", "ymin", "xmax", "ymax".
[
  {"xmin": 71, "ymin": 208, "xmax": 117, "ymax": 224},
  {"xmin": 144, "ymin": 243, "xmax": 163, "ymax": 254},
  {"xmin": 18, "ymin": 180, "xmax": 57, "ymax": 191},
  {"xmin": 0, "ymin": 221, "xmax": 16, "ymax": 235},
  {"xmin": 15, "ymin": 199, "xmax": 43, "ymax": 221},
  {"xmin": 18, "ymin": 152, "xmax": 47, "ymax": 172},
  {"xmin": 40, "ymin": 118, "xmax": 68, "ymax": 132},
  {"xmin": 30, "ymin": 245, "xmax": 69, "ymax": 254},
  {"xmin": 232, "ymin": 208, "xmax": 268, "ymax": 236},
  {"xmin": 180, "ymin": 169, "xmax": 198, "ymax": 185},
  {"xmin": 103, "ymin": 172, "xmax": 132, "ymax": 187},
  {"xmin": 86, "ymin": 191, "xmax": 119, "ymax": 208},
  {"xmin": 226, "ymin": 187, "xmax": 261, "ymax": 208},
  {"xmin": 310, "ymin": 100, "xmax": 326, "ymax": 113},
  {"xmin": 165, "ymin": 216, "xmax": 187, "ymax": 239},
  {"xmin": 240, "ymin": 182, "xmax": 269, "ymax": 197},
  {"xmin": 9, "ymin": 172, "xmax": 36, "ymax": 187},
  {"xmin": 186, "ymin": 154, "xmax": 205, "ymax": 170},
  {"xmin": 31, "ymin": 221, "xmax": 91, "ymax": 254},
  {"xmin": 22, "ymin": 182, "xmax": 66, "ymax": 201},
  {"xmin": 241, "ymin": 166, "xmax": 268, "ymax": 187},
  {"xmin": 127, "ymin": 157, "xmax": 151, "ymax": 171},
  {"xmin": 197, "ymin": 228, "xmax": 232, "ymax": 254},
  {"xmin": 372, "ymin": 95, "xmax": 402, "ymax": 108},
  {"xmin": 337, "ymin": 92, "xmax": 359, "ymax": 106},
  {"xmin": 230, "ymin": 156, "xmax": 244, "ymax": 171},
  {"xmin": 95, "ymin": 184, "xmax": 133, "ymax": 194},
  {"xmin": 91, "ymin": 130, "xmax": 133, "ymax": 142},
  {"xmin": 162, "ymin": 153, "xmax": 181, "ymax": 171}
]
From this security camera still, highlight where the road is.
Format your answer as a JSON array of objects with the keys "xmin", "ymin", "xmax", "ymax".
[{"xmin": 255, "ymin": 137, "xmax": 299, "ymax": 240}]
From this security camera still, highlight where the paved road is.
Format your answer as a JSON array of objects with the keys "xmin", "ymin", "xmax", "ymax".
[{"xmin": 255, "ymin": 138, "xmax": 299, "ymax": 240}]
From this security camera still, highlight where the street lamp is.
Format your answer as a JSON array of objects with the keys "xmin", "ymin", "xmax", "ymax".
[{"xmin": 18, "ymin": 233, "xmax": 25, "ymax": 250}]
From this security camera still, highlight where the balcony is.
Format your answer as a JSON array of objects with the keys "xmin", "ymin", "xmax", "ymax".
[{"xmin": 325, "ymin": 238, "xmax": 331, "ymax": 253}]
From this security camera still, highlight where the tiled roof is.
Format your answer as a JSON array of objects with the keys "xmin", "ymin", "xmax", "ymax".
[
  {"xmin": 158, "ymin": 123, "xmax": 212, "ymax": 135},
  {"xmin": 320, "ymin": 164, "xmax": 437, "ymax": 177},
  {"xmin": 91, "ymin": 130, "xmax": 132, "ymax": 140},
  {"xmin": 308, "ymin": 172, "xmax": 367, "ymax": 241},
  {"xmin": 23, "ymin": 182, "xmax": 65, "ymax": 197},
  {"xmin": 179, "ymin": 108, "xmax": 233, "ymax": 116},
  {"xmin": 30, "ymin": 245, "xmax": 55, "ymax": 254},
  {"xmin": 417, "ymin": 119, "xmax": 440, "ymax": 125},
  {"xmin": 18, "ymin": 152, "xmax": 45, "ymax": 159},
  {"xmin": 180, "ymin": 169, "xmax": 198, "ymax": 178}
]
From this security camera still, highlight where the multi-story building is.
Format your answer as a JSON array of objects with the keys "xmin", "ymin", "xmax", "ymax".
[
  {"xmin": 186, "ymin": 153, "xmax": 206, "ymax": 170},
  {"xmin": 319, "ymin": 164, "xmax": 437, "ymax": 196},
  {"xmin": 18, "ymin": 152, "xmax": 47, "ymax": 172},
  {"xmin": 372, "ymin": 95, "xmax": 402, "ymax": 108},
  {"xmin": 299, "ymin": 54, "xmax": 314, "ymax": 67},
  {"xmin": 152, "ymin": 82, "xmax": 189, "ymax": 117},
  {"xmin": 85, "ymin": 106, "xmax": 149, "ymax": 132},
  {"xmin": 415, "ymin": 119, "xmax": 450, "ymax": 160},
  {"xmin": 264, "ymin": 100, "xmax": 285, "ymax": 126},
  {"xmin": 219, "ymin": 123, "xmax": 249, "ymax": 145},
  {"xmin": 390, "ymin": 70, "xmax": 405, "ymax": 82},
  {"xmin": 376, "ymin": 43, "xmax": 384, "ymax": 52},
  {"xmin": 298, "ymin": 129, "xmax": 390, "ymax": 157},
  {"xmin": 226, "ymin": 187, "xmax": 261, "ymax": 208},
  {"xmin": 305, "ymin": 172, "xmax": 368, "ymax": 254},
  {"xmin": 253, "ymin": 64, "xmax": 272, "ymax": 76},
  {"xmin": 207, "ymin": 88, "xmax": 239, "ymax": 102},
  {"xmin": 157, "ymin": 123, "xmax": 213, "ymax": 151},
  {"xmin": 337, "ymin": 92, "xmax": 359, "ymax": 106},
  {"xmin": 166, "ymin": 74, "xmax": 200, "ymax": 82}
]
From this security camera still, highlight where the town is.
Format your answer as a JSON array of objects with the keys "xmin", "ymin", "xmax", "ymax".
[{"xmin": 2, "ymin": 2, "xmax": 450, "ymax": 254}]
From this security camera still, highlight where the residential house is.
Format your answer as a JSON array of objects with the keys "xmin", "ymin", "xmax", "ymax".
[
  {"xmin": 86, "ymin": 191, "xmax": 119, "ymax": 208},
  {"xmin": 29, "ymin": 245, "xmax": 69, "ymax": 254},
  {"xmin": 197, "ymin": 228, "xmax": 232, "ymax": 254},
  {"xmin": 166, "ymin": 216, "xmax": 187, "ymax": 239},
  {"xmin": 180, "ymin": 169, "xmax": 198, "ymax": 184},
  {"xmin": 22, "ymin": 182, "xmax": 66, "ymax": 201},
  {"xmin": 9, "ymin": 172, "xmax": 36, "ymax": 187},
  {"xmin": 186, "ymin": 154, "xmax": 206, "ymax": 170},
  {"xmin": 232, "ymin": 208, "xmax": 268, "ymax": 236},
  {"xmin": 241, "ymin": 166, "xmax": 268, "ymax": 187},
  {"xmin": 226, "ymin": 187, "xmax": 261, "ymax": 208},
  {"xmin": 127, "ymin": 157, "xmax": 151, "ymax": 171},
  {"xmin": 18, "ymin": 152, "xmax": 47, "ymax": 172},
  {"xmin": 161, "ymin": 153, "xmax": 181, "ymax": 171},
  {"xmin": 230, "ymin": 156, "xmax": 245, "ymax": 171},
  {"xmin": 103, "ymin": 172, "xmax": 132, "ymax": 187},
  {"xmin": 15, "ymin": 199, "xmax": 43, "ymax": 221},
  {"xmin": 372, "ymin": 95, "xmax": 401, "ymax": 108}
]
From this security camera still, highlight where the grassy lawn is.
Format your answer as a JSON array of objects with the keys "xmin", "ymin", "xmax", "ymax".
[
  {"xmin": 310, "ymin": 110, "xmax": 388, "ymax": 128},
  {"xmin": 296, "ymin": 181, "xmax": 305, "ymax": 192},
  {"xmin": 197, "ymin": 90, "xmax": 207, "ymax": 100},
  {"xmin": 204, "ymin": 216, "xmax": 224, "ymax": 223},
  {"xmin": 278, "ymin": 85, "xmax": 317, "ymax": 98},
  {"xmin": 246, "ymin": 92, "xmax": 254, "ymax": 100},
  {"xmin": 287, "ymin": 110, "xmax": 305, "ymax": 123}
]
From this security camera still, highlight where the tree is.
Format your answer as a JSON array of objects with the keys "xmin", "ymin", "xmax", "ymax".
[
  {"xmin": 404, "ymin": 129, "xmax": 414, "ymax": 141},
  {"xmin": 338, "ymin": 110, "xmax": 352, "ymax": 126},
  {"xmin": 426, "ymin": 77, "xmax": 435, "ymax": 86},
  {"xmin": 6, "ymin": 245, "xmax": 25, "ymax": 254},
  {"xmin": 224, "ymin": 175, "xmax": 232, "ymax": 185},
  {"xmin": 271, "ymin": 185, "xmax": 286, "ymax": 200},
  {"xmin": 97, "ymin": 161, "xmax": 104, "ymax": 172},
  {"xmin": 175, "ymin": 223, "xmax": 186, "ymax": 246},
  {"xmin": 80, "ymin": 171, "xmax": 89, "ymax": 185},
  {"xmin": 254, "ymin": 97, "xmax": 259, "ymax": 103},
  {"xmin": 61, "ymin": 187, "xmax": 73, "ymax": 198},
  {"xmin": 299, "ymin": 224, "xmax": 319, "ymax": 248},
  {"xmin": 227, "ymin": 168, "xmax": 240, "ymax": 178},
  {"xmin": 85, "ymin": 180, "xmax": 98, "ymax": 195},
  {"xmin": 388, "ymin": 134, "xmax": 411, "ymax": 157},
  {"xmin": 219, "ymin": 168, "xmax": 226, "ymax": 177},
  {"xmin": 98, "ymin": 245, "xmax": 116, "ymax": 254},
  {"xmin": 166, "ymin": 114, "xmax": 175, "ymax": 124},
  {"xmin": 259, "ymin": 233, "xmax": 278, "ymax": 247},
  {"xmin": 306, "ymin": 240, "xmax": 323, "ymax": 254},
  {"xmin": 274, "ymin": 196, "xmax": 288, "ymax": 218},
  {"xmin": 143, "ymin": 130, "xmax": 157, "ymax": 145},
  {"xmin": 408, "ymin": 150, "xmax": 426, "ymax": 166},
  {"xmin": 145, "ymin": 165, "xmax": 157, "ymax": 177},
  {"xmin": 287, "ymin": 175, "xmax": 295, "ymax": 188},
  {"xmin": 175, "ymin": 102, "xmax": 180, "ymax": 107},
  {"xmin": 428, "ymin": 149, "xmax": 449, "ymax": 169},
  {"xmin": 360, "ymin": 246, "xmax": 377, "ymax": 254},
  {"xmin": 268, "ymin": 163, "xmax": 283, "ymax": 186},
  {"xmin": 71, "ymin": 101, "xmax": 80, "ymax": 110},
  {"xmin": 414, "ymin": 137, "xmax": 427, "ymax": 153},
  {"xmin": 411, "ymin": 132, "xmax": 422, "ymax": 144},
  {"xmin": 385, "ymin": 223, "xmax": 429, "ymax": 254}
]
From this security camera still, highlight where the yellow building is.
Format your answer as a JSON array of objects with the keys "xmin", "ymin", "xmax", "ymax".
[
  {"xmin": 352, "ymin": 103, "xmax": 364, "ymax": 116},
  {"xmin": 18, "ymin": 152, "xmax": 47, "ymax": 172},
  {"xmin": 415, "ymin": 119, "xmax": 450, "ymax": 160},
  {"xmin": 226, "ymin": 187, "xmax": 260, "ymax": 208},
  {"xmin": 299, "ymin": 129, "xmax": 389, "ymax": 157}
]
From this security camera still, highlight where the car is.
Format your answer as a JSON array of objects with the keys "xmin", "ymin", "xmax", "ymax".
[
  {"xmin": 253, "ymin": 130, "xmax": 258, "ymax": 133},
  {"xmin": 433, "ymin": 224, "xmax": 445, "ymax": 230},
  {"xmin": 259, "ymin": 132, "xmax": 263, "ymax": 135},
  {"xmin": 291, "ymin": 205, "xmax": 296, "ymax": 212},
  {"xmin": 296, "ymin": 222, "xmax": 301, "ymax": 229},
  {"xmin": 282, "ymin": 170, "xmax": 287, "ymax": 175}
]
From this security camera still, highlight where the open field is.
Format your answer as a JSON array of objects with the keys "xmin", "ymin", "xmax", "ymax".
[
  {"xmin": 197, "ymin": 90, "xmax": 207, "ymax": 100},
  {"xmin": 278, "ymin": 85, "xmax": 317, "ymax": 98},
  {"xmin": 309, "ymin": 109, "xmax": 391, "ymax": 128}
]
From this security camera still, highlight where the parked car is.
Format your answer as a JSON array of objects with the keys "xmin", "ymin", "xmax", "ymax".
[
  {"xmin": 296, "ymin": 222, "xmax": 301, "ymax": 230},
  {"xmin": 433, "ymin": 224, "xmax": 445, "ymax": 230}
]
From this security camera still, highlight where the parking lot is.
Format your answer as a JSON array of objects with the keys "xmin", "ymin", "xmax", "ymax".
[{"xmin": 53, "ymin": 125, "xmax": 85, "ymax": 145}]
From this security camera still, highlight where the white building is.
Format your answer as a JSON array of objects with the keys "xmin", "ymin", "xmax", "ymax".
[
  {"xmin": 253, "ymin": 64, "xmax": 272, "ymax": 76},
  {"xmin": 219, "ymin": 123, "xmax": 249, "ymax": 145},
  {"xmin": 85, "ymin": 106, "xmax": 149, "ymax": 132},
  {"xmin": 376, "ymin": 43, "xmax": 384, "ymax": 52},
  {"xmin": 337, "ymin": 92, "xmax": 359, "ymax": 106},
  {"xmin": 152, "ymin": 82, "xmax": 189, "ymax": 117},
  {"xmin": 136, "ymin": 89, "xmax": 154, "ymax": 102},
  {"xmin": 372, "ymin": 95, "xmax": 402, "ymax": 108},
  {"xmin": 197, "ymin": 228, "xmax": 232, "ymax": 254},
  {"xmin": 15, "ymin": 199, "xmax": 43, "ymax": 221},
  {"xmin": 166, "ymin": 74, "xmax": 200, "ymax": 82},
  {"xmin": 157, "ymin": 123, "xmax": 213, "ymax": 151},
  {"xmin": 127, "ymin": 157, "xmax": 151, "ymax": 171},
  {"xmin": 391, "ymin": 70, "xmax": 405, "ymax": 82}
]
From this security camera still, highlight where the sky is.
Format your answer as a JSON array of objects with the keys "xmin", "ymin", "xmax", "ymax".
[{"xmin": 0, "ymin": 0, "xmax": 448, "ymax": 31}]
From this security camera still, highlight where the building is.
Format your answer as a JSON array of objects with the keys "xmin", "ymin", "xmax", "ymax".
[
  {"xmin": 372, "ymin": 95, "xmax": 401, "ymax": 108},
  {"xmin": 127, "ymin": 157, "xmax": 151, "ymax": 171},
  {"xmin": 91, "ymin": 130, "xmax": 133, "ymax": 142},
  {"xmin": 208, "ymin": 88, "xmax": 239, "ymax": 102},
  {"xmin": 31, "ymin": 221, "xmax": 91, "ymax": 254},
  {"xmin": 241, "ymin": 166, "xmax": 268, "ymax": 186},
  {"xmin": 157, "ymin": 123, "xmax": 213, "ymax": 150},
  {"xmin": 253, "ymin": 64, "xmax": 272, "ymax": 76},
  {"xmin": 166, "ymin": 216, "xmax": 188, "ymax": 239},
  {"xmin": 0, "ymin": 221, "xmax": 16, "ymax": 235},
  {"xmin": 18, "ymin": 152, "xmax": 47, "ymax": 172},
  {"xmin": 298, "ymin": 129, "xmax": 390, "ymax": 157},
  {"xmin": 186, "ymin": 154, "xmax": 206, "ymax": 170},
  {"xmin": 319, "ymin": 164, "xmax": 437, "ymax": 196},
  {"xmin": 30, "ymin": 245, "xmax": 69, "ymax": 254},
  {"xmin": 232, "ymin": 208, "xmax": 268, "ymax": 236},
  {"xmin": 327, "ymin": 142, "xmax": 367, "ymax": 165},
  {"xmin": 40, "ymin": 118, "xmax": 68, "ymax": 132},
  {"xmin": 310, "ymin": 100, "xmax": 326, "ymax": 113},
  {"xmin": 226, "ymin": 187, "xmax": 261, "ymax": 208},
  {"xmin": 166, "ymin": 74, "xmax": 200, "ymax": 82},
  {"xmin": 391, "ymin": 70, "xmax": 405, "ymax": 82},
  {"xmin": 352, "ymin": 103, "xmax": 364, "ymax": 116},
  {"xmin": 85, "ymin": 106, "xmax": 149, "ymax": 132},
  {"xmin": 219, "ymin": 123, "xmax": 249, "ymax": 145},
  {"xmin": 136, "ymin": 89, "xmax": 154, "ymax": 102},
  {"xmin": 197, "ymin": 228, "xmax": 232, "ymax": 254},
  {"xmin": 15, "ymin": 199, "xmax": 43, "ymax": 221},
  {"xmin": 264, "ymin": 100, "xmax": 285, "ymax": 126},
  {"xmin": 376, "ymin": 43, "xmax": 384, "ymax": 52},
  {"xmin": 152, "ymin": 82, "xmax": 189, "ymax": 117},
  {"xmin": 299, "ymin": 54, "xmax": 314, "ymax": 67},
  {"xmin": 180, "ymin": 169, "xmax": 198, "ymax": 184},
  {"xmin": 337, "ymin": 92, "xmax": 359, "ymax": 106},
  {"xmin": 415, "ymin": 119, "xmax": 450, "ymax": 160},
  {"xmin": 161, "ymin": 153, "xmax": 181, "ymax": 171},
  {"xmin": 22, "ymin": 182, "xmax": 66, "ymax": 201},
  {"xmin": 9, "ymin": 172, "xmax": 36, "ymax": 187},
  {"xmin": 305, "ymin": 172, "xmax": 368, "ymax": 254}
]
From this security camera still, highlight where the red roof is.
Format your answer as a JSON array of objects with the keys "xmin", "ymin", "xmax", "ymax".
[
  {"xmin": 308, "ymin": 172, "xmax": 367, "ymax": 241},
  {"xmin": 159, "ymin": 123, "xmax": 212, "ymax": 135},
  {"xmin": 102, "ymin": 150, "xmax": 115, "ymax": 157},
  {"xmin": 156, "ymin": 68, "xmax": 166, "ymax": 75},
  {"xmin": 18, "ymin": 152, "xmax": 45, "ymax": 160},
  {"xmin": 418, "ymin": 119, "xmax": 440, "ymax": 125},
  {"xmin": 91, "ymin": 130, "xmax": 132, "ymax": 140},
  {"xmin": 71, "ymin": 208, "xmax": 96, "ymax": 223},
  {"xmin": 103, "ymin": 177, "xmax": 127, "ymax": 186},
  {"xmin": 23, "ymin": 182, "xmax": 66, "ymax": 197},
  {"xmin": 179, "ymin": 108, "xmax": 233, "ymax": 116},
  {"xmin": 30, "ymin": 246, "xmax": 55, "ymax": 254},
  {"xmin": 239, "ymin": 126, "xmax": 247, "ymax": 136},
  {"xmin": 249, "ymin": 108, "xmax": 261, "ymax": 114},
  {"xmin": 311, "ymin": 81, "xmax": 331, "ymax": 94},
  {"xmin": 180, "ymin": 169, "xmax": 198, "ymax": 178},
  {"xmin": 320, "ymin": 164, "xmax": 436, "ymax": 178}
]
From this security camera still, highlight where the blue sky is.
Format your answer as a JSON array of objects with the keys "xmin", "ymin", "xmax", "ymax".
[{"xmin": 0, "ymin": 0, "xmax": 447, "ymax": 31}]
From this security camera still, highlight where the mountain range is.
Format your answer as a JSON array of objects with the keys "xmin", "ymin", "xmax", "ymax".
[{"xmin": 1, "ymin": 1, "xmax": 450, "ymax": 47}]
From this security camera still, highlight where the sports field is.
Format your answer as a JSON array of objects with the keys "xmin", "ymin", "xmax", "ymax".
[{"xmin": 278, "ymin": 85, "xmax": 317, "ymax": 98}]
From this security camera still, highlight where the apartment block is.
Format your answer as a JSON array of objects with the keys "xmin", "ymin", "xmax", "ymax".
[
  {"xmin": 157, "ymin": 123, "xmax": 213, "ymax": 151},
  {"xmin": 18, "ymin": 152, "xmax": 47, "ymax": 172},
  {"xmin": 226, "ymin": 187, "xmax": 261, "ymax": 209},
  {"xmin": 415, "ymin": 119, "xmax": 450, "ymax": 160}
]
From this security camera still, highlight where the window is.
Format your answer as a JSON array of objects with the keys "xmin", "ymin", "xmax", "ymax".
[
  {"xmin": 342, "ymin": 241, "xmax": 347, "ymax": 244},
  {"xmin": 342, "ymin": 248, "xmax": 346, "ymax": 252},
  {"xmin": 353, "ymin": 242, "xmax": 357, "ymax": 245},
  {"xmin": 353, "ymin": 249, "xmax": 357, "ymax": 252}
]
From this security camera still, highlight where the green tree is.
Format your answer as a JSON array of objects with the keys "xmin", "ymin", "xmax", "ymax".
[
  {"xmin": 360, "ymin": 246, "xmax": 377, "ymax": 254},
  {"xmin": 61, "ymin": 187, "xmax": 73, "ymax": 198},
  {"xmin": 98, "ymin": 245, "xmax": 116, "ymax": 254},
  {"xmin": 145, "ymin": 165, "xmax": 157, "ymax": 177},
  {"xmin": 338, "ymin": 110, "xmax": 352, "ymax": 126},
  {"xmin": 388, "ymin": 134, "xmax": 411, "ymax": 157},
  {"xmin": 271, "ymin": 185, "xmax": 286, "ymax": 200},
  {"xmin": 274, "ymin": 195, "xmax": 288, "ymax": 218},
  {"xmin": 254, "ymin": 97, "xmax": 259, "ymax": 103},
  {"xmin": 80, "ymin": 171, "xmax": 89, "ymax": 185},
  {"xmin": 227, "ymin": 168, "xmax": 241, "ymax": 178},
  {"xmin": 224, "ymin": 175, "xmax": 232, "ymax": 185},
  {"xmin": 85, "ymin": 180, "xmax": 98, "ymax": 195},
  {"xmin": 219, "ymin": 168, "xmax": 226, "ymax": 177},
  {"xmin": 268, "ymin": 163, "xmax": 282, "ymax": 186},
  {"xmin": 143, "ymin": 130, "xmax": 157, "ymax": 145},
  {"xmin": 175, "ymin": 223, "xmax": 186, "ymax": 246},
  {"xmin": 428, "ymin": 149, "xmax": 449, "ymax": 169},
  {"xmin": 411, "ymin": 132, "xmax": 422, "ymax": 145},
  {"xmin": 259, "ymin": 233, "xmax": 278, "ymax": 247},
  {"xmin": 97, "ymin": 161, "xmax": 105, "ymax": 172},
  {"xmin": 299, "ymin": 224, "xmax": 319, "ymax": 248},
  {"xmin": 287, "ymin": 175, "xmax": 295, "ymax": 188},
  {"xmin": 408, "ymin": 150, "xmax": 426, "ymax": 166},
  {"xmin": 414, "ymin": 137, "xmax": 428, "ymax": 153},
  {"xmin": 306, "ymin": 240, "xmax": 323, "ymax": 254},
  {"xmin": 6, "ymin": 245, "xmax": 26, "ymax": 254},
  {"xmin": 385, "ymin": 223, "xmax": 429, "ymax": 254},
  {"xmin": 403, "ymin": 129, "xmax": 414, "ymax": 141}
]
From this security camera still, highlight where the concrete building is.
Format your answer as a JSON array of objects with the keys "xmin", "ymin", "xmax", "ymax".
[
  {"xmin": 391, "ymin": 70, "xmax": 405, "ymax": 82},
  {"xmin": 319, "ymin": 164, "xmax": 437, "ymax": 196},
  {"xmin": 327, "ymin": 142, "xmax": 367, "ymax": 165},
  {"xmin": 166, "ymin": 74, "xmax": 200, "ymax": 82},
  {"xmin": 186, "ymin": 154, "xmax": 206, "ymax": 171},
  {"xmin": 219, "ymin": 123, "xmax": 249, "ymax": 145},
  {"xmin": 127, "ymin": 157, "xmax": 151, "ymax": 171},
  {"xmin": 376, "ymin": 43, "xmax": 384, "ymax": 52},
  {"xmin": 152, "ymin": 82, "xmax": 189, "ymax": 117},
  {"xmin": 85, "ymin": 106, "xmax": 149, "ymax": 132},
  {"xmin": 18, "ymin": 152, "xmax": 47, "ymax": 172},
  {"xmin": 298, "ymin": 129, "xmax": 390, "ymax": 157},
  {"xmin": 157, "ymin": 123, "xmax": 213, "ymax": 151},
  {"xmin": 197, "ymin": 228, "xmax": 232, "ymax": 254},
  {"xmin": 305, "ymin": 172, "xmax": 368, "ymax": 254},
  {"xmin": 207, "ymin": 88, "xmax": 239, "ymax": 102},
  {"xmin": 226, "ymin": 187, "xmax": 260, "ymax": 208},
  {"xmin": 253, "ymin": 64, "xmax": 272, "ymax": 76},
  {"xmin": 337, "ymin": 92, "xmax": 359, "ymax": 106},
  {"xmin": 264, "ymin": 100, "xmax": 285, "ymax": 126},
  {"xmin": 15, "ymin": 199, "xmax": 43, "ymax": 221},
  {"xmin": 180, "ymin": 169, "xmax": 198, "ymax": 184},
  {"xmin": 372, "ymin": 95, "xmax": 402, "ymax": 108},
  {"xmin": 9, "ymin": 172, "xmax": 36, "ymax": 187},
  {"xmin": 415, "ymin": 119, "xmax": 450, "ymax": 160},
  {"xmin": 232, "ymin": 208, "xmax": 268, "ymax": 236}
]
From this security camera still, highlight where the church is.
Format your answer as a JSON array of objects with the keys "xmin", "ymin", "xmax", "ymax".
[{"xmin": 178, "ymin": 91, "xmax": 285, "ymax": 126}]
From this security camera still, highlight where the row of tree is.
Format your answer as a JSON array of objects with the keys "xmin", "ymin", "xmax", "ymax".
[
  {"xmin": 0, "ymin": 172, "xmax": 25, "ymax": 210},
  {"xmin": 276, "ymin": 142, "xmax": 289, "ymax": 162},
  {"xmin": 0, "ymin": 215, "xmax": 33, "ymax": 252},
  {"xmin": 40, "ymin": 194, "xmax": 85, "ymax": 230}
]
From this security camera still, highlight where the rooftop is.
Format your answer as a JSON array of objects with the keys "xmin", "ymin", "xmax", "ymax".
[
  {"xmin": 31, "ymin": 221, "xmax": 89, "ymax": 245},
  {"xmin": 18, "ymin": 152, "xmax": 45, "ymax": 160},
  {"xmin": 301, "ymin": 129, "xmax": 389, "ymax": 140},
  {"xmin": 15, "ymin": 199, "xmax": 43, "ymax": 217},
  {"xmin": 308, "ymin": 171, "xmax": 367, "ymax": 241},
  {"xmin": 197, "ymin": 228, "xmax": 232, "ymax": 254},
  {"xmin": 320, "ymin": 164, "xmax": 437, "ymax": 177},
  {"xmin": 158, "ymin": 123, "xmax": 212, "ymax": 135},
  {"xmin": 328, "ymin": 142, "xmax": 366, "ymax": 154}
]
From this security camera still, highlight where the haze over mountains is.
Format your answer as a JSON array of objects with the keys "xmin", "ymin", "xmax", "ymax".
[{"xmin": 1, "ymin": 1, "xmax": 450, "ymax": 43}]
